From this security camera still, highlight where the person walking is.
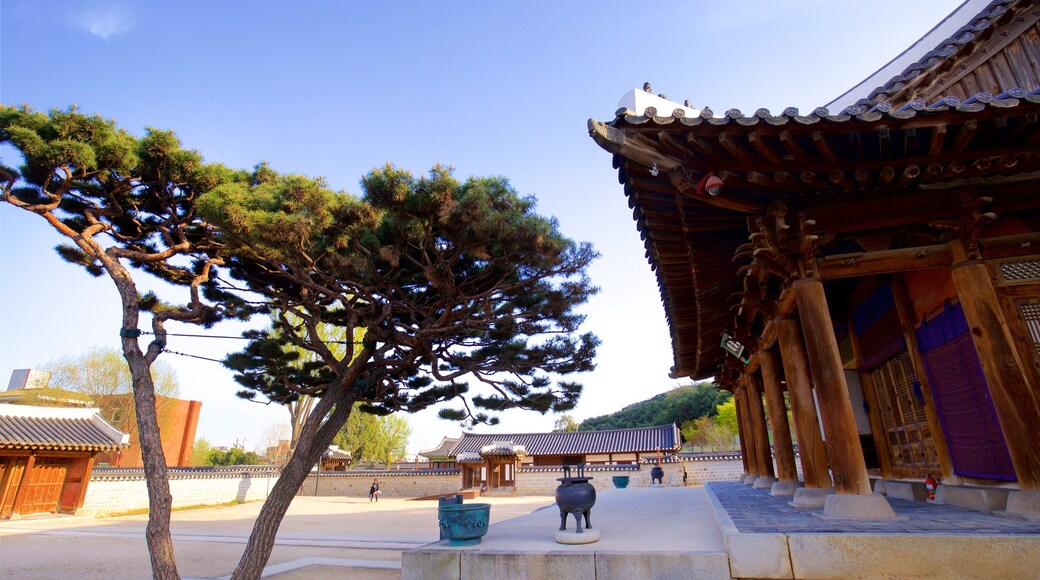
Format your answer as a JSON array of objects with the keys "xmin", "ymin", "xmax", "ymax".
[{"xmin": 369, "ymin": 479, "xmax": 381, "ymax": 502}]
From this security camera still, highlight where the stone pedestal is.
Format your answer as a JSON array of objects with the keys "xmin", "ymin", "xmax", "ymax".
[
  {"xmin": 885, "ymin": 481, "xmax": 930, "ymax": 501},
  {"xmin": 872, "ymin": 480, "xmax": 887, "ymax": 495},
  {"xmin": 770, "ymin": 481, "xmax": 803, "ymax": 496},
  {"xmin": 555, "ymin": 528, "xmax": 601, "ymax": 544},
  {"xmin": 789, "ymin": 487, "xmax": 834, "ymax": 509},
  {"xmin": 1002, "ymin": 491, "xmax": 1040, "ymax": 521},
  {"xmin": 819, "ymin": 494, "xmax": 901, "ymax": 520},
  {"xmin": 742, "ymin": 474, "xmax": 757, "ymax": 485},
  {"xmin": 939, "ymin": 485, "xmax": 1010, "ymax": 513},
  {"xmin": 752, "ymin": 476, "xmax": 778, "ymax": 490}
]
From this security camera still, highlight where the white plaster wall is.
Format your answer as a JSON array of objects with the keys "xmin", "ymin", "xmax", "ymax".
[
  {"xmin": 298, "ymin": 472, "xmax": 462, "ymax": 498},
  {"xmin": 81, "ymin": 473, "xmax": 279, "ymax": 516}
]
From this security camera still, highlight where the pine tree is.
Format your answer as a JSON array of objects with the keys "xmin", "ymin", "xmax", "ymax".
[
  {"xmin": 0, "ymin": 106, "xmax": 247, "ymax": 579},
  {"xmin": 200, "ymin": 163, "xmax": 599, "ymax": 577}
]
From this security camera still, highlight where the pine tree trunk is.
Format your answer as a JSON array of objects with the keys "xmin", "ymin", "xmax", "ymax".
[
  {"xmin": 232, "ymin": 394, "xmax": 354, "ymax": 579},
  {"xmin": 127, "ymin": 350, "xmax": 179, "ymax": 579},
  {"xmin": 113, "ymin": 268, "xmax": 180, "ymax": 580}
]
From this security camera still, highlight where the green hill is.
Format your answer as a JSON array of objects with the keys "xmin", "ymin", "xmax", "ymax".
[{"xmin": 579, "ymin": 381, "xmax": 730, "ymax": 431}]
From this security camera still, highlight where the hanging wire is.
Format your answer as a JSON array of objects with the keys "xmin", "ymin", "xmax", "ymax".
[
  {"xmin": 160, "ymin": 349, "xmax": 226, "ymax": 364},
  {"xmin": 141, "ymin": 330, "xmax": 367, "ymax": 344}
]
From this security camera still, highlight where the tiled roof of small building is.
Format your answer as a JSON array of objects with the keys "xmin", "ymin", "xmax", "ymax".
[
  {"xmin": 450, "ymin": 424, "xmax": 680, "ymax": 457},
  {"xmin": 418, "ymin": 435, "xmax": 461, "ymax": 459},
  {"xmin": 0, "ymin": 405, "xmax": 129, "ymax": 452}
]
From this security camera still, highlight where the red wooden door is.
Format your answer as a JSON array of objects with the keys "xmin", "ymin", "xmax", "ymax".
[
  {"xmin": 0, "ymin": 458, "xmax": 26, "ymax": 517},
  {"xmin": 19, "ymin": 459, "xmax": 70, "ymax": 515}
]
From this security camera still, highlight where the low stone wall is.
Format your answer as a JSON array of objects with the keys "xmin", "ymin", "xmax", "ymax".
[
  {"xmin": 299, "ymin": 469, "xmax": 463, "ymax": 498},
  {"xmin": 79, "ymin": 456, "xmax": 754, "ymax": 514},
  {"xmin": 82, "ymin": 466, "xmax": 280, "ymax": 516}
]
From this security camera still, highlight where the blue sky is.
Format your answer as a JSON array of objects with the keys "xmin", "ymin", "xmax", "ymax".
[{"xmin": 1, "ymin": 0, "xmax": 963, "ymax": 452}]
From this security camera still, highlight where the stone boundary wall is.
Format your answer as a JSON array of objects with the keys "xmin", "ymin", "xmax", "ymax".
[
  {"xmin": 79, "ymin": 455, "xmax": 766, "ymax": 513},
  {"xmin": 82, "ymin": 467, "xmax": 279, "ymax": 516},
  {"xmin": 299, "ymin": 469, "xmax": 463, "ymax": 498}
]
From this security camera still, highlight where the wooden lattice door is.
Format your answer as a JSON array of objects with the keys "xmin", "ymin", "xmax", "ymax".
[
  {"xmin": 1017, "ymin": 299, "xmax": 1040, "ymax": 372},
  {"xmin": 869, "ymin": 351, "xmax": 940, "ymax": 477}
]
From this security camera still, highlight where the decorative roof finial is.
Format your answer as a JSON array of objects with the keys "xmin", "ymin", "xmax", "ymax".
[{"xmin": 643, "ymin": 82, "xmax": 653, "ymax": 93}]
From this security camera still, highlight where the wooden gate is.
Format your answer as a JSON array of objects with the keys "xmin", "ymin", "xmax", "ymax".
[{"xmin": 18, "ymin": 458, "xmax": 71, "ymax": 516}]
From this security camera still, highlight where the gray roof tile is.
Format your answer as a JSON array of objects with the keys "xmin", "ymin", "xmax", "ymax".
[
  {"xmin": 0, "ymin": 406, "xmax": 128, "ymax": 452},
  {"xmin": 450, "ymin": 424, "xmax": 680, "ymax": 457}
]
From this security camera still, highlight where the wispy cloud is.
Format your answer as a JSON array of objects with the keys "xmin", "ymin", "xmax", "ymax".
[{"xmin": 71, "ymin": 3, "xmax": 134, "ymax": 40}]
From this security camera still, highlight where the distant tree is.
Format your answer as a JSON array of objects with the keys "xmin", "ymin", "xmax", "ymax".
[
  {"xmin": 333, "ymin": 403, "xmax": 381, "ymax": 463},
  {"xmin": 190, "ymin": 437, "xmax": 214, "ymax": 466},
  {"xmin": 553, "ymin": 414, "xmax": 580, "ymax": 432},
  {"xmin": 580, "ymin": 381, "xmax": 729, "ymax": 431},
  {"xmin": 40, "ymin": 347, "xmax": 180, "ymax": 447},
  {"xmin": 372, "ymin": 414, "xmax": 411, "ymax": 468},
  {"xmin": 207, "ymin": 446, "xmax": 260, "ymax": 466},
  {"xmin": 683, "ymin": 416, "xmax": 737, "ymax": 452},
  {"xmin": 1, "ymin": 106, "xmax": 248, "ymax": 579},
  {"xmin": 202, "ymin": 164, "xmax": 598, "ymax": 577},
  {"xmin": 680, "ymin": 418, "xmax": 701, "ymax": 446},
  {"xmin": 714, "ymin": 399, "xmax": 738, "ymax": 434}
]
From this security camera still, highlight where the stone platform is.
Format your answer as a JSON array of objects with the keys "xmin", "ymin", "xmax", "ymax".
[
  {"xmin": 403, "ymin": 482, "xmax": 1040, "ymax": 579},
  {"xmin": 402, "ymin": 487, "xmax": 730, "ymax": 579},
  {"xmin": 708, "ymin": 481, "xmax": 1040, "ymax": 578}
]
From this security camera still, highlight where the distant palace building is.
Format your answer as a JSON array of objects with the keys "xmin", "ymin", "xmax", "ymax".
[{"xmin": 420, "ymin": 424, "xmax": 680, "ymax": 492}]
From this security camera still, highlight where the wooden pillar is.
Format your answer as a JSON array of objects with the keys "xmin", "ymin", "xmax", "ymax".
[
  {"xmin": 950, "ymin": 245, "xmax": 1040, "ymax": 491},
  {"xmin": 891, "ymin": 274, "xmax": 959, "ymax": 483},
  {"xmin": 736, "ymin": 384, "xmax": 761, "ymax": 476},
  {"xmin": 794, "ymin": 278, "xmax": 871, "ymax": 495},
  {"xmin": 7, "ymin": 453, "xmax": 36, "ymax": 519},
  {"xmin": 732, "ymin": 389, "xmax": 751, "ymax": 475},
  {"xmin": 746, "ymin": 373, "xmax": 776, "ymax": 479},
  {"xmin": 777, "ymin": 319, "xmax": 832, "ymax": 487},
  {"xmin": 74, "ymin": 456, "xmax": 95, "ymax": 513},
  {"xmin": 760, "ymin": 350, "xmax": 798, "ymax": 482}
]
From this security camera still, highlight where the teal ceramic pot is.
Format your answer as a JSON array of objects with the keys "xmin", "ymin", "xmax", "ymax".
[
  {"xmin": 611, "ymin": 475, "xmax": 630, "ymax": 488},
  {"xmin": 438, "ymin": 503, "xmax": 491, "ymax": 546}
]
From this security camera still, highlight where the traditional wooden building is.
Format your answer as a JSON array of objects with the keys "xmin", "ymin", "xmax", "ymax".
[
  {"xmin": 0, "ymin": 404, "xmax": 128, "ymax": 518},
  {"xmin": 589, "ymin": 0, "xmax": 1039, "ymax": 518},
  {"xmin": 3, "ymin": 370, "xmax": 202, "ymax": 468},
  {"xmin": 434, "ymin": 424, "xmax": 681, "ymax": 492},
  {"xmin": 418, "ymin": 436, "xmax": 461, "ymax": 470}
]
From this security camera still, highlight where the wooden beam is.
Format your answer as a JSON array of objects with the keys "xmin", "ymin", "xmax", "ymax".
[
  {"xmin": 812, "ymin": 131, "xmax": 838, "ymax": 163},
  {"xmin": 817, "ymin": 244, "xmax": 953, "ymax": 279},
  {"xmin": 760, "ymin": 350, "xmax": 799, "ymax": 482},
  {"xmin": 748, "ymin": 131, "xmax": 782, "ymax": 164},
  {"xmin": 780, "ymin": 131, "xmax": 811, "ymax": 163},
  {"xmin": 777, "ymin": 318, "xmax": 832, "ymax": 488},
  {"xmin": 949, "ymin": 243, "xmax": 1040, "ymax": 491},
  {"xmin": 794, "ymin": 278, "xmax": 872, "ymax": 495}
]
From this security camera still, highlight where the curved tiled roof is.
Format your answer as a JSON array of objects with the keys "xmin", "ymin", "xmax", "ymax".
[
  {"xmin": 829, "ymin": 0, "xmax": 1019, "ymax": 108},
  {"xmin": 0, "ymin": 405, "xmax": 129, "ymax": 452},
  {"xmin": 450, "ymin": 424, "xmax": 680, "ymax": 457},
  {"xmin": 589, "ymin": 88, "xmax": 1040, "ymax": 379}
]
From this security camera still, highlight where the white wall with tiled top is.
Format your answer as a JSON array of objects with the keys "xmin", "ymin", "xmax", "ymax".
[
  {"xmin": 81, "ymin": 473, "xmax": 279, "ymax": 516},
  {"xmin": 80, "ymin": 458, "xmax": 756, "ymax": 515},
  {"xmin": 298, "ymin": 471, "xmax": 462, "ymax": 498}
]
